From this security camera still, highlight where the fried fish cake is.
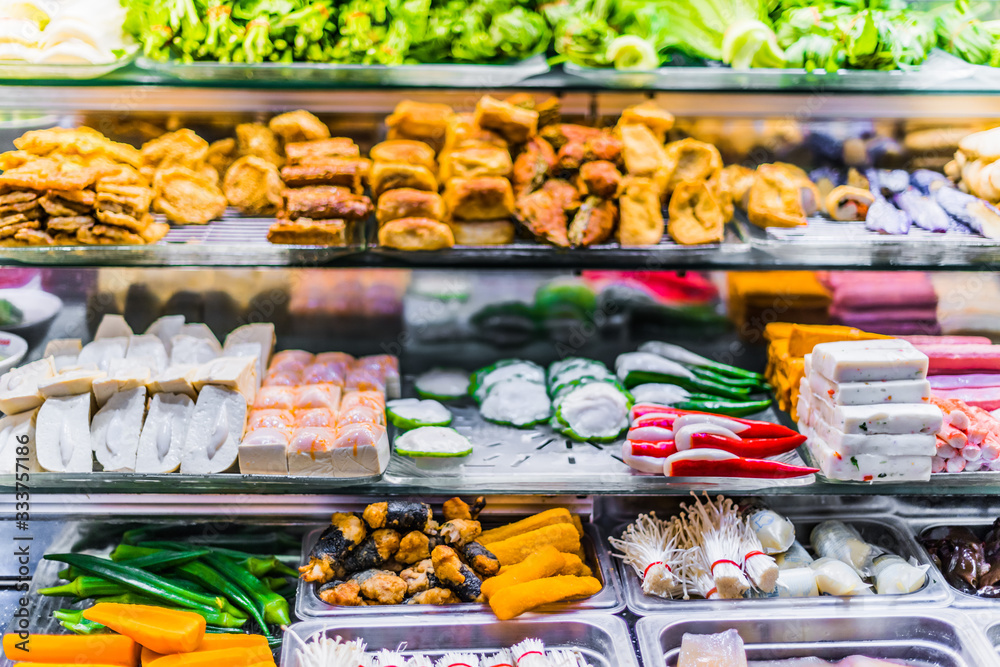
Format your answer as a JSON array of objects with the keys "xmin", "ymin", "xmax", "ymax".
[
  {"xmin": 269, "ymin": 110, "xmax": 331, "ymax": 144},
  {"xmin": 439, "ymin": 145, "xmax": 513, "ymax": 181},
  {"xmin": 16, "ymin": 127, "xmax": 141, "ymax": 168},
  {"xmin": 153, "ymin": 166, "xmax": 227, "ymax": 225},
  {"xmin": 140, "ymin": 129, "xmax": 209, "ymax": 177},
  {"xmin": 386, "ymin": 101, "xmax": 454, "ymax": 152},
  {"xmin": 236, "ymin": 123, "xmax": 283, "ymax": 167},
  {"xmin": 0, "ymin": 158, "xmax": 95, "ymax": 193},
  {"xmin": 223, "ymin": 155, "xmax": 284, "ymax": 215},
  {"xmin": 267, "ymin": 218, "xmax": 348, "ymax": 246},
  {"xmin": 280, "ymin": 158, "xmax": 371, "ymax": 194}
]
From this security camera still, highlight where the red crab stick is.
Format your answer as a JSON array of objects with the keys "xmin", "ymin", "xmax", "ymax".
[
  {"xmin": 631, "ymin": 404, "xmax": 797, "ymax": 438},
  {"xmin": 678, "ymin": 431, "xmax": 807, "ymax": 459},
  {"xmin": 663, "ymin": 449, "xmax": 819, "ymax": 479}
]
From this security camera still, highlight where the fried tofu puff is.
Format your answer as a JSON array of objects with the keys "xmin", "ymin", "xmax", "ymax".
[{"xmin": 300, "ymin": 512, "xmax": 367, "ymax": 583}]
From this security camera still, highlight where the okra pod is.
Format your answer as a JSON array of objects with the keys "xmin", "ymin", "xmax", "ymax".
[
  {"xmin": 52, "ymin": 610, "xmax": 106, "ymax": 635},
  {"xmin": 202, "ymin": 553, "xmax": 291, "ymax": 627},
  {"xmin": 172, "ymin": 560, "xmax": 270, "ymax": 635},
  {"xmin": 94, "ymin": 593, "xmax": 247, "ymax": 628}
]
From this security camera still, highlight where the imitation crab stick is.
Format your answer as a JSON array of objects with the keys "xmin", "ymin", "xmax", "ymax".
[
  {"xmin": 3, "ymin": 634, "xmax": 140, "ymax": 666},
  {"xmin": 676, "ymin": 431, "xmax": 807, "ymax": 459},
  {"xmin": 663, "ymin": 449, "xmax": 818, "ymax": 479},
  {"xmin": 83, "ymin": 604, "xmax": 206, "ymax": 655}
]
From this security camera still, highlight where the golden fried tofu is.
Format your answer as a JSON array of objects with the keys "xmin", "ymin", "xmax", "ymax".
[
  {"xmin": 439, "ymin": 146, "xmax": 513, "ymax": 182},
  {"xmin": 617, "ymin": 101, "xmax": 675, "ymax": 142},
  {"xmin": 370, "ymin": 162, "xmax": 437, "ymax": 199},
  {"xmin": 579, "ymin": 160, "xmax": 622, "ymax": 198},
  {"xmin": 444, "ymin": 113, "xmax": 508, "ymax": 153},
  {"xmin": 268, "ymin": 110, "xmax": 331, "ymax": 144},
  {"xmin": 386, "ymin": 101, "xmax": 454, "ymax": 152},
  {"xmin": 370, "ymin": 140, "xmax": 436, "ymax": 171},
  {"xmin": 568, "ymin": 196, "xmax": 617, "ymax": 247},
  {"xmin": 279, "ymin": 158, "xmax": 371, "ymax": 194},
  {"xmin": 223, "ymin": 155, "xmax": 284, "ymax": 215},
  {"xmin": 236, "ymin": 123, "xmax": 283, "ymax": 167},
  {"xmin": 16, "ymin": 127, "xmax": 141, "ymax": 168},
  {"xmin": 450, "ymin": 219, "xmax": 515, "ymax": 245},
  {"xmin": 619, "ymin": 124, "xmax": 668, "ymax": 178},
  {"xmin": 153, "ymin": 166, "xmax": 227, "ymax": 225},
  {"xmin": 444, "ymin": 176, "xmax": 514, "ymax": 222},
  {"xmin": 283, "ymin": 186, "xmax": 373, "ymax": 221},
  {"xmin": 770, "ymin": 162, "xmax": 820, "ymax": 216},
  {"xmin": 206, "ymin": 138, "xmax": 237, "ymax": 183},
  {"xmin": 268, "ymin": 218, "xmax": 347, "ymax": 246},
  {"xmin": 378, "ymin": 217, "xmax": 454, "ymax": 251},
  {"xmin": 475, "ymin": 96, "xmax": 538, "ymax": 145},
  {"xmin": 746, "ymin": 164, "xmax": 810, "ymax": 229},
  {"xmin": 719, "ymin": 164, "xmax": 756, "ymax": 209},
  {"xmin": 376, "ymin": 188, "xmax": 446, "ymax": 225},
  {"xmin": 618, "ymin": 176, "xmax": 664, "ymax": 246},
  {"xmin": 668, "ymin": 180, "xmax": 725, "ymax": 245},
  {"xmin": 0, "ymin": 157, "xmax": 95, "ymax": 192},
  {"xmin": 140, "ymin": 129, "xmax": 209, "ymax": 177},
  {"xmin": 656, "ymin": 138, "xmax": 723, "ymax": 197},
  {"xmin": 285, "ymin": 138, "xmax": 360, "ymax": 165}
]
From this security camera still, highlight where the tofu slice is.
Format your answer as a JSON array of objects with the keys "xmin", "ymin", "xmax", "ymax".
[
  {"xmin": 92, "ymin": 360, "xmax": 151, "ymax": 408},
  {"xmin": 77, "ymin": 337, "xmax": 128, "ymax": 373},
  {"xmin": 147, "ymin": 364, "xmax": 198, "ymax": 400},
  {"xmin": 0, "ymin": 408, "xmax": 38, "ymax": 473},
  {"xmin": 286, "ymin": 427, "xmax": 338, "ymax": 476},
  {"xmin": 0, "ymin": 357, "xmax": 57, "ymax": 415},
  {"xmin": 145, "ymin": 315, "xmax": 186, "ymax": 354},
  {"xmin": 35, "ymin": 394, "xmax": 93, "ymax": 472},
  {"xmin": 330, "ymin": 423, "xmax": 390, "ymax": 477},
  {"xmin": 811, "ymin": 340, "xmax": 928, "ymax": 383},
  {"xmin": 91, "ymin": 387, "xmax": 147, "ymax": 472},
  {"xmin": 180, "ymin": 323, "xmax": 222, "ymax": 349},
  {"xmin": 181, "ymin": 385, "xmax": 246, "ymax": 474},
  {"xmin": 44, "ymin": 339, "xmax": 82, "ymax": 371},
  {"xmin": 807, "ymin": 370, "xmax": 931, "ymax": 407},
  {"xmin": 224, "ymin": 342, "xmax": 263, "ymax": 389},
  {"xmin": 38, "ymin": 368, "xmax": 107, "ymax": 398},
  {"xmin": 193, "ymin": 356, "xmax": 257, "ymax": 404},
  {"xmin": 224, "ymin": 323, "xmax": 275, "ymax": 384},
  {"xmin": 126, "ymin": 335, "xmax": 169, "ymax": 375},
  {"xmin": 239, "ymin": 427, "xmax": 290, "ymax": 475},
  {"xmin": 804, "ymin": 425, "xmax": 932, "ymax": 482},
  {"xmin": 170, "ymin": 334, "xmax": 221, "ymax": 366},
  {"xmin": 136, "ymin": 392, "xmax": 193, "ymax": 473},
  {"xmin": 95, "ymin": 314, "xmax": 133, "ymax": 340},
  {"xmin": 811, "ymin": 392, "xmax": 943, "ymax": 436}
]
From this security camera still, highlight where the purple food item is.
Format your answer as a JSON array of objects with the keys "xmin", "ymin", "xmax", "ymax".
[
  {"xmin": 830, "ymin": 273, "xmax": 937, "ymax": 311},
  {"xmin": 935, "ymin": 187, "xmax": 1000, "ymax": 239},
  {"xmin": 910, "ymin": 169, "xmax": 950, "ymax": 195},
  {"xmin": 893, "ymin": 188, "xmax": 952, "ymax": 232},
  {"xmin": 930, "ymin": 374, "xmax": 1000, "ymax": 390},
  {"xmin": 877, "ymin": 169, "xmax": 911, "ymax": 196},
  {"xmin": 831, "ymin": 307, "xmax": 939, "ymax": 325},
  {"xmin": 864, "ymin": 170, "xmax": 911, "ymax": 235}
]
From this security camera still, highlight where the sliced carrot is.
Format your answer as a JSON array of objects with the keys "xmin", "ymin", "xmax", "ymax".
[
  {"xmin": 141, "ymin": 635, "xmax": 269, "ymax": 665},
  {"xmin": 149, "ymin": 647, "xmax": 273, "ymax": 667},
  {"xmin": 3, "ymin": 633, "xmax": 139, "ymax": 666},
  {"xmin": 83, "ymin": 604, "xmax": 206, "ymax": 655},
  {"xmin": 141, "ymin": 647, "xmax": 165, "ymax": 665},
  {"xmin": 14, "ymin": 664, "xmax": 131, "ymax": 666}
]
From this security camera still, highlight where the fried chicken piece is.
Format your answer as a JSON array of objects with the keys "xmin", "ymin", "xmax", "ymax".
[
  {"xmin": 618, "ymin": 101, "xmax": 675, "ymax": 142},
  {"xmin": 283, "ymin": 185, "xmax": 372, "ymax": 221},
  {"xmin": 444, "ymin": 113, "xmax": 508, "ymax": 154},
  {"xmin": 377, "ymin": 218, "xmax": 454, "ymax": 251},
  {"xmin": 352, "ymin": 569, "xmax": 408, "ymax": 605},
  {"xmin": 317, "ymin": 580, "xmax": 363, "ymax": 606},
  {"xmin": 439, "ymin": 519, "xmax": 482, "ymax": 548},
  {"xmin": 584, "ymin": 132, "xmax": 623, "ymax": 165},
  {"xmin": 512, "ymin": 137, "xmax": 556, "ymax": 197},
  {"xmin": 376, "ymin": 188, "xmax": 446, "ymax": 225},
  {"xmin": 439, "ymin": 146, "xmax": 513, "ymax": 181},
  {"xmin": 386, "ymin": 101, "xmax": 454, "ymax": 153},
  {"xmin": 568, "ymin": 196, "xmax": 617, "ymax": 247},
  {"xmin": 619, "ymin": 124, "xmax": 668, "ymax": 178},
  {"xmin": 396, "ymin": 531, "xmax": 433, "ymax": 565},
  {"xmin": 140, "ymin": 129, "xmax": 209, "ymax": 178},
  {"xmin": 236, "ymin": 123, "xmax": 283, "ymax": 167},
  {"xmin": 668, "ymin": 180, "xmax": 725, "ymax": 244},
  {"xmin": 0, "ymin": 158, "xmax": 95, "ymax": 192},
  {"xmin": 223, "ymin": 156, "xmax": 284, "ymax": 215},
  {"xmin": 475, "ymin": 95, "xmax": 538, "ymax": 145},
  {"xmin": 285, "ymin": 138, "xmax": 360, "ymax": 165},
  {"xmin": 515, "ymin": 187, "xmax": 569, "ymax": 247},
  {"xmin": 206, "ymin": 138, "xmax": 237, "ymax": 183},
  {"xmin": 542, "ymin": 178, "xmax": 582, "ymax": 211},
  {"xmin": 370, "ymin": 140, "xmax": 436, "ymax": 171},
  {"xmin": 441, "ymin": 496, "xmax": 485, "ymax": 521},
  {"xmin": 444, "ymin": 176, "xmax": 514, "ymax": 221},
  {"xmin": 556, "ymin": 140, "xmax": 586, "ymax": 172},
  {"xmin": 656, "ymin": 138, "xmax": 723, "ymax": 197},
  {"xmin": 407, "ymin": 587, "xmax": 458, "ymax": 605},
  {"xmin": 618, "ymin": 176, "xmax": 664, "ymax": 246},
  {"xmin": 153, "ymin": 166, "xmax": 227, "ymax": 225},
  {"xmin": 579, "ymin": 160, "xmax": 622, "ymax": 198},
  {"xmin": 269, "ymin": 110, "xmax": 331, "ymax": 144},
  {"xmin": 16, "ymin": 127, "xmax": 141, "ymax": 168},
  {"xmin": 268, "ymin": 219, "xmax": 347, "ymax": 246},
  {"xmin": 280, "ymin": 158, "xmax": 372, "ymax": 194}
]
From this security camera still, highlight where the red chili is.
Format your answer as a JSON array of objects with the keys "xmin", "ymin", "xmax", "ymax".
[
  {"xmin": 629, "ymin": 442, "xmax": 678, "ymax": 458},
  {"xmin": 669, "ymin": 458, "xmax": 818, "ymax": 479},
  {"xmin": 633, "ymin": 404, "xmax": 798, "ymax": 438},
  {"xmin": 689, "ymin": 432, "xmax": 807, "ymax": 458}
]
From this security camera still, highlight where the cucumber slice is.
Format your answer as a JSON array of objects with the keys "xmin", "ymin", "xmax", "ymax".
[
  {"xmin": 473, "ymin": 360, "xmax": 545, "ymax": 402},
  {"xmin": 386, "ymin": 398, "xmax": 453, "ymax": 430},
  {"xmin": 414, "ymin": 368, "xmax": 471, "ymax": 400},
  {"xmin": 554, "ymin": 382, "xmax": 631, "ymax": 442},
  {"xmin": 630, "ymin": 383, "xmax": 692, "ymax": 406},
  {"xmin": 480, "ymin": 379, "xmax": 552, "ymax": 428},
  {"xmin": 394, "ymin": 426, "xmax": 473, "ymax": 457}
]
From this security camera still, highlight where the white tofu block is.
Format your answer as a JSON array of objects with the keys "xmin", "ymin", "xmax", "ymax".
[
  {"xmin": 95, "ymin": 314, "xmax": 133, "ymax": 340},
  {"xmin": 811, "ymin": 340, "xmax": 928, "ymax": 383},
  {"xmin": 147, "ymin": 365, "xmax": 198, "ymax": 399},
  {"xmin": 808, "ymin": 370, "xmax": 932, "ymax": 407},
  {"xmin": 77, "ymin": 337, "xmax": 128, "ymax": 373},
  {"xmin": 44, "ymin": 339, "xmax": 82, "ymax": 371},
  {"xmin": 224, "ymin": 342, "xmax": 263, "ymax": 389},
  {"xmin": 797, "ymin": 380, "xmax": 813, "ymax": 429},
  {"xmin": 0, "ymin": 409, "xmax": 37, "ymax": 473},
  {"xmin": 811, "ymin": 392, "xmax": 942, "ymax": 435},
  {"xmin": 331, "ymin": 425, "xmax": 390, "ymax": 477},
  {"xmin": 181, "ymin": 385, "xmax": 246, "ymax": 474},
  {"xmin": 224, "ymin": 323, "xmax": 275, "ymax": 380},
  {"xmin": 126, "ymin": 335, "xmax": 169, "ymax": 375},
  {"xmin": 180, "ymin": 323, "xmax": 221, "ymax": 349},
  {"xmin": 193, "ymin": 356, "xmax": 257, "ymax": 404},
  {"xmin": 287, "ymin": 427, "xmax": 338, "ymax": 476},
  {"xmin": 0, "ymin": 357, "xmax": 56, "ymax": 415},
  {"xmin": 805, "ymin": 426, "xmax": 931, "ymax": 482},
  {"xmin": 136, "ymin": 392, "xmax": 193, "ymax": 473},
  {"xmin": 145, "ymin": 315, "xmax": 185, "ymax": 354},
  {"xmin": 36, "ymin": 394, "xmax": 93, "ymax": 472},
  {"xmin": 170, "ymin": 334, "xmax": 220, "ymax": 366},
  {"xmin": 92, "ymin": 361, "xmax": 151, "ymax": 407},
  {"xmin": 91, "ymin": 387, "xmax": 147, "ymax": 472},
  {"xmin": 239, "ymin": 427, "xmax": 290, "ymax": 475},
  {"xmin": 809, "ymin": 412, "xmax": 937, "ymax": 457},
  {"xmin": 38, "ymin": 368, "xmax": 107, "ymax": 398}
]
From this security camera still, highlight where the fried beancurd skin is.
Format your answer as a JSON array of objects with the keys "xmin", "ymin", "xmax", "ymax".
[
  {"xmin": 407, "ymin": 587, "xmax": 459, "ymax": 605},
  {"xmin": 462, "ymin": 541, "xmax": 501, "ymax": 577},
  {"xmin": 351, "ymin": 569, "xmax": 408, "ymax": 605},
  {"xmin": 317, "ymin": 579, "xmax": 363, "ymax": 606},
  {"xmin": 431, "ymin": 545, "xmax": 484, "ymax": 603},
  {"xmin": 299, "ymin": 512, "xmax": 367, "ymax": 583},
  {"xmin": 344, "ymin": 529, "xmax": 402, "ymax": 573},
  {"xmin": 363, "ymin": 500, "xmax": 433, "ymax": 532},
  {"xmin": 478, "ymin": 508, "xmax": 574, "ymax": 544},
  {"xmin": 487, "ymin": 523, "xmax": 582, "ymax": 567},
  {"xmin": 480, "ymin": 545, "xmax": 566, "ymax": 600},
  {"xmin": 489, "ymin": 575, "xmax": 602, "ymax": 620},
  {"xmin": 440, "ymin": 519, "xmax": 482, "ymax": 548},
  {"xmin": 396, "ymin": 531, "xmax": 433, "ymax": 565}
]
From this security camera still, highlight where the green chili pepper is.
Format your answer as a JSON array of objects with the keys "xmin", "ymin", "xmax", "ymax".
[{"xmin": 675, "ymin": 396, "xmax": 773, "ymax": 417}]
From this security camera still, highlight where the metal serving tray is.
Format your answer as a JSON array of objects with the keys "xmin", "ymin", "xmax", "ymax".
[
  {"xmin": 295, "ymin": 521, "xmax": 624, "ymax": 618},
  {"xmin": 616, "ymin": 513, "xmax": 951, "ymax": 615},
  {"xmin": 911, "ymin": 518, "xmax": 1000, "ymax": 610},
  {"xmin": 636, "ymin": 610, "xmax": 997, "ymax": 667},
  {"xmin": 281, "ymin": 614, "xmax": 638, "ymax": 667}
]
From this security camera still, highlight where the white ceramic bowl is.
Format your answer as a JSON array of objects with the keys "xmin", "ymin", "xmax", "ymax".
[
  {"xmin": 0, "ymin": 331, "xmax": 28, "ymax": 374},
  {"xmin": 0, "ymin": 289, "xmax": 63, "ymax": 344}
]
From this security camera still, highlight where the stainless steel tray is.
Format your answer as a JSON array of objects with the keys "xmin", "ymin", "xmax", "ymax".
[
  {"xmin": 636, "ymin": 609, "xmax": 997, "ymax": 667},
  {"xmin": 910, "ymin": 517, "xmax": 1000, "ymax": 610},
  {"xmin": 295, "ymin": 521, "xmax": 624, "ymax": 618},
  {"xmin": 281, "ymin": 614, "xmax": 638, "ymax": 667},
  {"xmin": 615, "ymin": 513, "xmax": 951, "ymax": 615}
]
